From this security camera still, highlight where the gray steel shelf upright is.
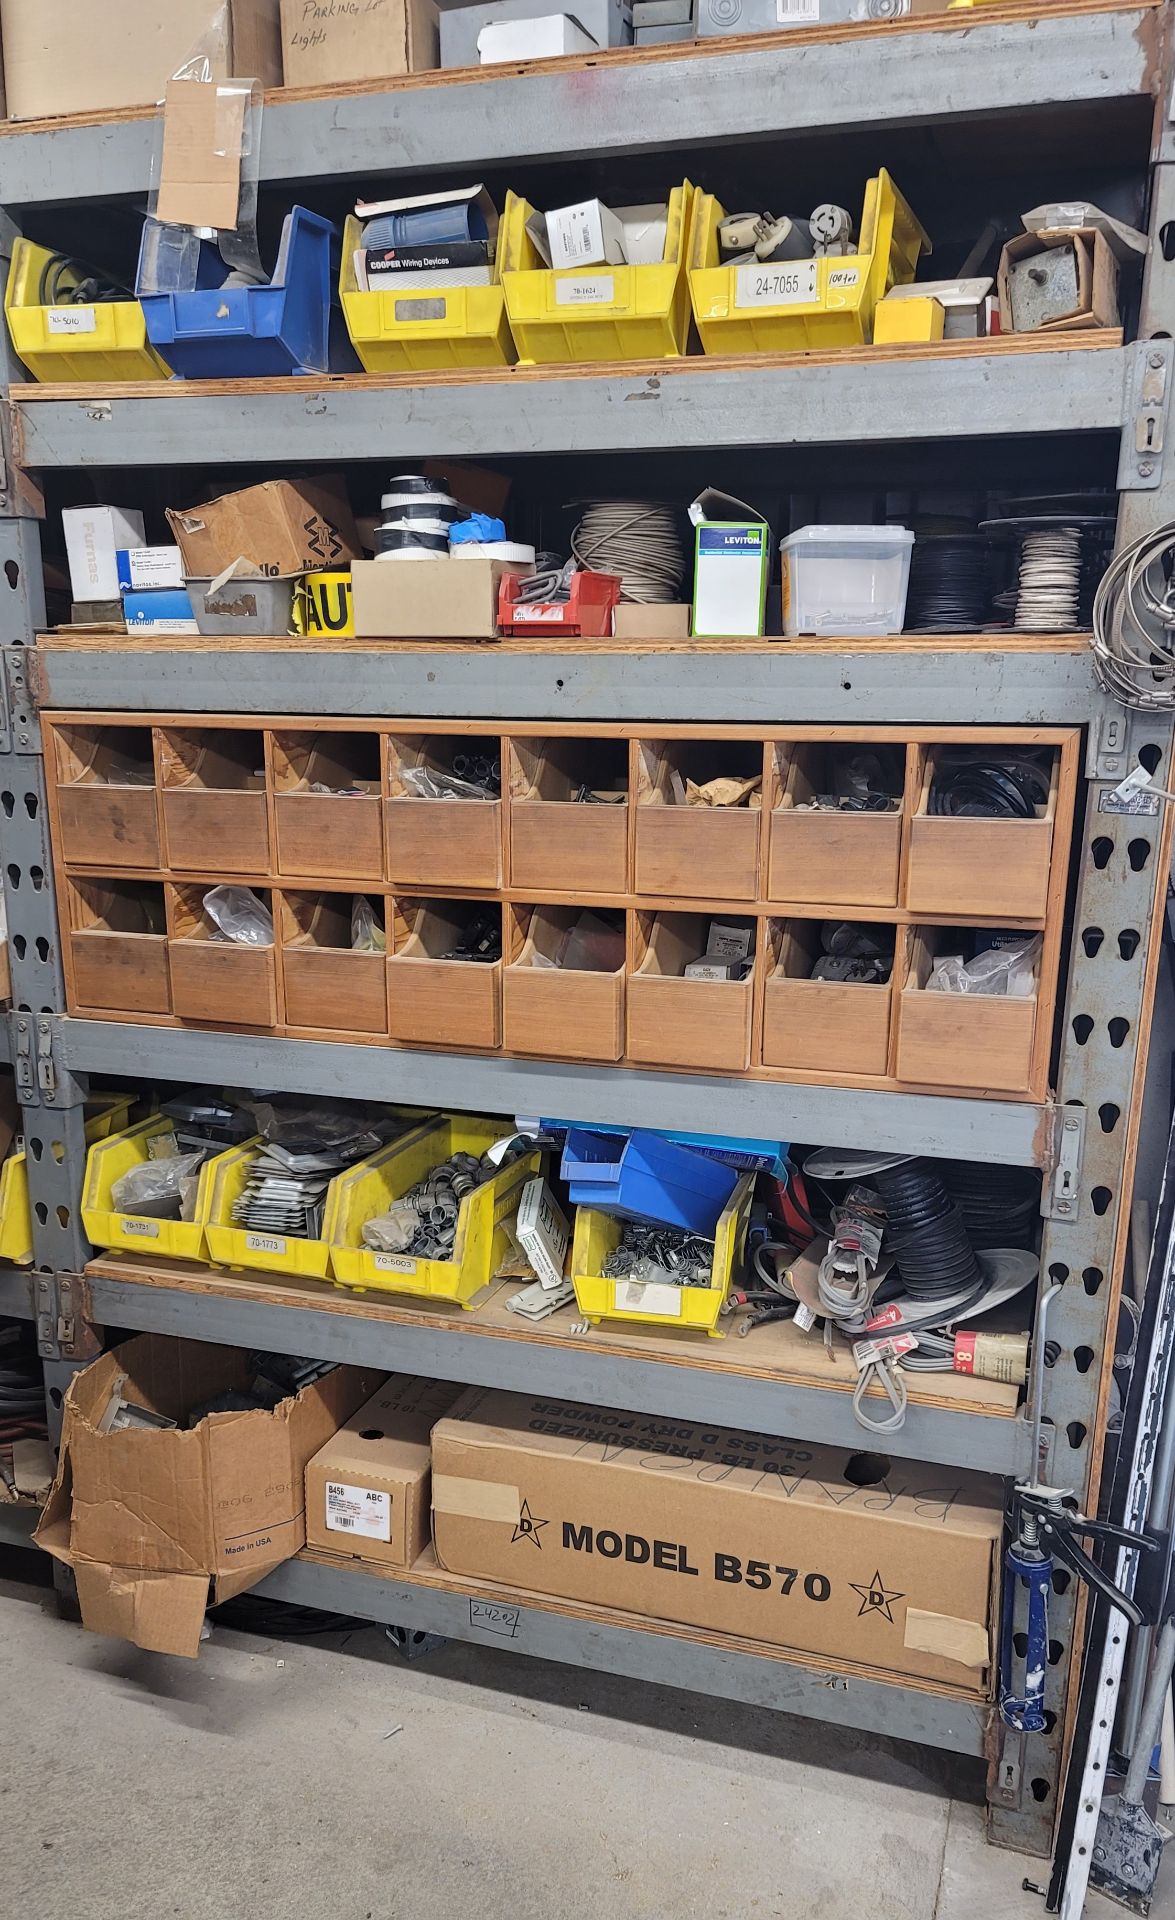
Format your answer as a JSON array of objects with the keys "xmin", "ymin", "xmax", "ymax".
[{"xmin": 1, "ymin": 0, "xmax": 1174, "ymax": 1856}]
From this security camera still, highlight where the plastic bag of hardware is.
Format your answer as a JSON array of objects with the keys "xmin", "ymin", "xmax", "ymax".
[
  {"xmin": 202, "ymin": 885, "xmax": 273, "ymax": 947},
  {"xmin": 111, "ymin": 1148, "xmax": 211, "ymax": 1220},
  {"xmin": 239, "ymin": 1097, "xmax": 395, "ymax": 1160},
  {"xmin": 400, "ymin": 766, "xmax": 493, "ymax": 802},
  {"xmin": 351, "ymin": 897, "xmax": 386, "ymax": 954},
  {"xmin": 557, "ymin": 911, "xmax": 627, "ymax": 974},
  {"xmin": 361, "ymin": 1201, "xmax": 422, "ymax": 1254},
  {"xmin": 928, "ymin": 933, "xmax": 1041, "ymax": 998}
]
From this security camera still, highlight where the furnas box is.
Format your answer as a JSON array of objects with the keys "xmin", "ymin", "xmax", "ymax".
[
  {"xmin": 432, "ymin": 1390, "xmax": 1003, "ymax": 1694},
  {"xmin": 36, "ymin": 1335, "xmax": 383, "ymax": 1658},
  {"xmin": 305, "ymin": 1374, "xmax": 461, "ymax": 1571}
]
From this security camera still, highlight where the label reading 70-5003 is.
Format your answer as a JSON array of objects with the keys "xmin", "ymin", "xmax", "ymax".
[{"xmin": 714, "ymin": 1554, "xmax": 832, "ymax": 1600}]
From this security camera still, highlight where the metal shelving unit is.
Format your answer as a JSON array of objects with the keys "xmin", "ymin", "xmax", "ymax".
[{"xmin": 2, "ymin": 0, "xmax": 1175, "ymax": 1861}]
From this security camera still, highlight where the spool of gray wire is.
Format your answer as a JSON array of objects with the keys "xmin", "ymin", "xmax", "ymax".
[
  {"xmin": 570, "ymin": 500, "xmax": 684, "ymax": 603},
  {"xmin": 1091, "ymin": 519, "xmax": 1175, "ymax": 711}
]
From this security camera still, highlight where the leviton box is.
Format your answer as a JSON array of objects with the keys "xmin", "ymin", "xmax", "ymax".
[
  {"xmin": 689, "ymin": 489, "xmax": 769, "ymax": 637},
  {"xmin": 432, "ymin": 1388, "xmax": 1003, "ymax": 1696}
]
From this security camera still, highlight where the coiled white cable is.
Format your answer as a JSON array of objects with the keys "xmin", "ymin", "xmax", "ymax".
[
  {"xmin": 1091, "ymin": 519, "xmax": 1175, "ymax": 711},
  {"xmin": 570, "ymin": 500, "xmax": 684, "ymax": 604}
]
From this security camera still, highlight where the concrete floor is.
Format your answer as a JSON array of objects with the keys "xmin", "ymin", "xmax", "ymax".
[{"xmin": 0, "ymin": 1566, "xmax": 1167, "ymax": 1920}]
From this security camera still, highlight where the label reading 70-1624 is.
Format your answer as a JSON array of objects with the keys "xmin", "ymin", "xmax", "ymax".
[{"xmin": 714, "ymin": 1554, "xmax": 831, "ymax": 1600}]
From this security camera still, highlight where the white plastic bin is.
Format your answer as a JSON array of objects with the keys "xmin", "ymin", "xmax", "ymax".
[{"xmin": 780, "ymin": 525, "xmax": 915, "ymax": 637}]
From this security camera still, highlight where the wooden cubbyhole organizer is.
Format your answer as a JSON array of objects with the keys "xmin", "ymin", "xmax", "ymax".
[
  {"xmin": 271, "ymin": 731, "xmax": 384, "ymax": 881},
  {"xmin": 43, "ymin": 716, "xmax": 1080, "ymax": 1099}
]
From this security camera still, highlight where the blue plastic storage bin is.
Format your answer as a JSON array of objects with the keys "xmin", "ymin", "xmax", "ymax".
[
  {"xmin": 136, "ymin": 208, "xmax": 357, "ymax": 380},
  {"xmin": 560, "ymin": 1129, "xmax": 741, "ymax": 1235}
]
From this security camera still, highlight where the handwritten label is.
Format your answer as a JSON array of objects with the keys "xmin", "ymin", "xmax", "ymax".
[
  {"xmin": 47, "ymin": 307, "xmax": 97, "ymax": 335},
  {"xmin": 555, "ymin": 274, "xmax": 615, "ymax": 307},
  {"xmin": 827, "ymin": 267, "xmax": 860, "ymax": 289},
  {"xmin": 469, "ymin": 1599, "xmax": 520, "ymax": 1638},
  {"xmin": 734, "ymin": 260, "xmax": 817, "ymax": 309}
]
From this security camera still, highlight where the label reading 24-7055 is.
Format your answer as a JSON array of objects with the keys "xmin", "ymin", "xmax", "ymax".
[{"xmin": 734, "ymin": 261, "xmax": 818, "ymax": 309}]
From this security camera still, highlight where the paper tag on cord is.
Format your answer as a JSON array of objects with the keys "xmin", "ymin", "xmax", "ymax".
[{"xmin": 852, "ymin": 1331, "xmax": 918, "ymax": 1370}]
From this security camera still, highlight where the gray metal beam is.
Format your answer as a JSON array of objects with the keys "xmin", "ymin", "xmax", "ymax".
[
  {"xmin": 32, "ymin": 641, "xmax": 1110, "ymax": 726},
  {"xmin": 0, "ymin": 8, "xmax": 1155, "ymax": 208},
  {"xmin": 256, "ymin": 1553, "xmax": 989, "ymax": 1757},
  {"xmin": 0, "ymin": 1267, "xmax": 33, "ymax": 1319},
  {"xmin": 86, "ymin": 1267, "xmax": 1030, "ymax": 1473},
  {"xmin": 59, "ymin": 1019, "xmax": 1049, "ymax": 1165},
  {"xmin": 11, "ymin": 346, "xmax": 1130, "ymax": 468}
]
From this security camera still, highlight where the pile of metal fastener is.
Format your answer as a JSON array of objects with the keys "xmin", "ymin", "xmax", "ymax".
[
  {"xmin": 601, "ymin": 1221, "xmax": 715, "ymax": 1289},
  {"xmin": 232, "ymin": 1118, "xmax": 391, "ymax": 1241},
  {"xmin": 362, "ymin": 1148, "xmax": 521, "ymax": 1261},
  {"xmin": 440, "ymin": 908, "xmax": 502, "ymax": 963}
]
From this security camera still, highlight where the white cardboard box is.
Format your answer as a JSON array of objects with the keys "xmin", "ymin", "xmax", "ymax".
[
  {"xmin": 545, "ymin": 198, "xmax": 628, "ymax": 268},
  {"xmin": 478, "ymin": 13, "xmax": 598, "ymax": 59},
  {"xmin": 63, "ymin": 507, "xmax": 146, "ymax": 603},
  {"xmin": 116, "ymin": 547, "xmax": 185, "ymax": 593}
]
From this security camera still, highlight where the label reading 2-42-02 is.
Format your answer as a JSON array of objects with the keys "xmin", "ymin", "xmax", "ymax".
[{"xmin": 734, "ymin": 261, "xmax": 818, "ymax": 309}]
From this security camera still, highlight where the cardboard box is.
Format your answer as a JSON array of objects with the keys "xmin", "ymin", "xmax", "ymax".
[
  {"xmin": 63, "ymin": 506, "xmax": 146, "ymax": 602},
  {"xmin": 545, "ymin": 198, "xmax": 628, "ymax": 269},
  {"xmin": 352, "ymin": 556, "xmax": 527, "ymax": 639},
  {"xmin": 998, "ymin": 228, "xmax": 1120, "ymax": 334},
  {"xmin": 478, "ymin": 14, "xmax": 600, "ymax": 61},
  {"xmin": 440, "ymin": 0, "xmax": 630, "ymax": 65},
  {"xmin": 612, "ymin": 602, "xmax": 691, "ymax": 639},
  {"xmin": 0, "ymin": 0, "xmax": 282, "ymax": 121},
  {"xmin": 167, "ymin": 477, "xmax": 360, "ymax": 581},
  {"xmin": 116, "ymin": 547, "xmax": 186, "ymax": 593},
  {"xmin": 36, "ymin": 1336, "xmax": 383, "ymax": 1658},
  {"xmin": 305, "ymin": 1375, "xmax": 460, "ymax": 1569},
  {"xmin": 123, "ymin": 588, "xmax": 199, "ymax": 634},
  {"xmin": 690, "ymin": 488, "xmax": 769, "ymax": 638},
  {"xmin": 280, "ymin": 0, "xmax": 437, "ymax": 88},
  {"xmin": 432, "ymin": 1390, "xmax": 1003, "ymax": 1693}
]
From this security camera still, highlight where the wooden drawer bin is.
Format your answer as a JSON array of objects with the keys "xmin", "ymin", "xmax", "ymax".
[
  {"xmin": 52, "ymin": 724, "xmax": 161, "ymax": 870},
  {"xmin": 634, "ymin": 739, "xmax": 763, "ymax": 901},
  {"xmin": 762, "ymin": 919, "xmax": 894, "ymax": 1078},
  {"xmin": 271, "ymin": 731, "xmax": 384, "ymax": 881},
  {"xmin": 386, "ymin": 734, "xmax": 503, "ymax": 890},
  {"xmin": 905, "ymin": 745, "xmax": 1059, "ymax": 921},
  {"xmin": 503, "ymin": 904, "xmax": 626, "ymax": 1061},
  {"xmin": 507, "ymin": 735, "xmax": 629, "ymax": 895},
  {"xmin": 279, "ymin": 891, "xmax": 389, "ymax": 1036},
  {"xmin": 167, "ymin": 882, "xmax": 277, "ymax": 1028},
  {"xmin": 626, "ymin": 911, "xmax": 754, "ymax": 1073},
  {"xmin": 767, "ymin": 740, "xmax": 905, "ymax": 908},
  {"xmin": 159, "ymin": 729, "xmax": 270, "ymax": 874},
  {"xmin": 387, "ymin": 898, "xmax": 502, "ymax": 1050},
  {"xmin": 66, "ymin": 876, "xmax": 170, "ymax": 1016},
  {"xmin": 894, "ymin": 926, "xmax": 1041, "ymax": 1094}
]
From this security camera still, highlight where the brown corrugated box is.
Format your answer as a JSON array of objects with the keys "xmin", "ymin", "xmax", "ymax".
[
  {"xmin": 167, "ymin": 477, "xmax": 360, "ymax": 580},
  {"xmin": 351, "ymin": 557, "xmax": 528, "ymax": 640},
  {"xmin": 36, "ymin": 1336, "xmax": 384, "ymax": 1658},
  {"xmin": 997, "ymin": 228, "xmax": 1120, "ymax": 334},
  {"xmin": 305, "ymin": 1374, "xmax": 461, "ymax": 1570},
  {"xmin": 281, "ymin": 0, "xmax": 437, "ymax": 89},
  {"xmin": 432, "ymin": 1389, "xmax": 1003, "ymax": 1695},
  {"xmin": 0, "ymin": 0, "xmax": 282, "ymax": 122}
]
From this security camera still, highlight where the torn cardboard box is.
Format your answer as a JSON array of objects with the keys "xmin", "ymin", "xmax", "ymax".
[
  {"xmin": 281, "ymin": 0, "xmax": 438, "ymax": 90},
  {"xmin": 432, "ymin": 1389, "xmax": 1003, "ymax": 1694},
  {"xmin": 37, "ymin": 1335, "xmax": 384, "ymax": 1658},
  {"xmin": 305, "ymin": 1374, "xmax": 461, "ymax": 1570},
  {"xmin": 998, "ymin": 227, "xmax": 1120, "ymax": 334},
  {"xmin": 167, "ymin": 477, "xmax": 361, "ymax": 580}
]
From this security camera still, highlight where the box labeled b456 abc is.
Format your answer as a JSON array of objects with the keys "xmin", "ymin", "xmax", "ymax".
[{"xmin": 432, "ymin": 1389, "xmax": 1002, "ymax": 1695}]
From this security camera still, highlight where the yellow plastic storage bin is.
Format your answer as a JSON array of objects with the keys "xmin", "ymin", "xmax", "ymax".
[
  {"xmin": 688, "ymin": 172, "xmax": 929, "ymax": 354},
  {"xmin": 204, "ymin": 1139, "xmax": 349, "ymax": 1281},
  {"xmin": 5, "ymin": 238, "xmax": 173, "ymax": 383},
  {"xmin": 571, "ymin": 1172, "xmax": 753, "ymax": 1336},
  {"xmin": 81, "ymin": 1113, "xmax": 235, "ymax": 1262},
  {"xmin": 326, "ymin": 1115, "xmax": 543, "ymax": 1307},
  {"xmin": 340, "ymin": 203, "xmax": 520, "ymax": 372},
  {"xmin": 0, "ymin": 1094, "xmax": 137, "ymax": 1265},
  {"xmin": 501, "ymin": 182, "xmax": 698, "ymax": 365}
]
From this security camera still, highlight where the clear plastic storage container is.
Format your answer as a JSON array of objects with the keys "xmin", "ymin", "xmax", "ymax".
[{"xmin": 780, "ymin": 525, "xmax": 915, "ymax": 637}]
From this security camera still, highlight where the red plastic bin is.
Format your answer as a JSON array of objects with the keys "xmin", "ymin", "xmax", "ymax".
[{"xmin": 497, "ymin": 569, "xmax": 621, "ymax": 637}]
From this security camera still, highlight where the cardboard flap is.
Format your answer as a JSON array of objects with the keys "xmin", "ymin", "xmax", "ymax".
[{"xmin": 73, "ymin": 1561, "xmax": 211, "ymax": 1659}]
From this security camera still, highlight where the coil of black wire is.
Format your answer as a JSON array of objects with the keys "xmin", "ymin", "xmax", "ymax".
[
  {"xmin": 904, "ymin": 533, "xmax": 992, "ymax": 634},
  {"xmin": 928, "ymin": 752, "xmax": 1051, "ymax": 818},
  {"xmin": 940, "ymin": 1162, "xmax": 1040, "ymax": 1249},
  {"xmin": 872, "ymin": 1158, "xmax": 981, "ymax": 1300}
]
